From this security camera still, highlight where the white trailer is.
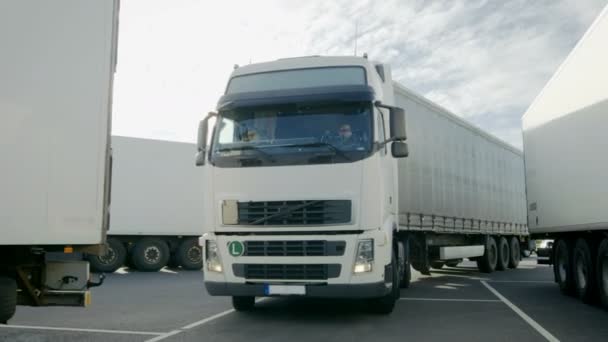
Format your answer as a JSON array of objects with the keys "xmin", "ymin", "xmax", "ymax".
[
  {"xmin": 88, "ymin": 136, "xmax": 204, "ymax": 272},
  {"xmin": 522, "ymin": 5, "xmax": 608, "ymax": 308},
  {"xmin": 394, "ymin": 83, "xmax": 528, "ymax": 274},
  {"xmin": 0, "ymin": 1, "xmax": 119, "ymax": 323},
  {"xmin": 196, "ymin": 55, "xmax": 528, "ymax": 314}
]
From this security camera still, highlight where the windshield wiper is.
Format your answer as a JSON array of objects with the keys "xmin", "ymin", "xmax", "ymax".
[
  {"xmin": 216, "ymin": 145, "xmax": 275, "ymax": 162},
  {"xmin": 281, "ymin": 142, "xmax": 351, "ymax": 161}
]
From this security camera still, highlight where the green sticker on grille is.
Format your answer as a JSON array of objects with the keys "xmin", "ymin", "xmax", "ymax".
[{"xmin": 228, "ymin": 241, "xmax": 244, "ymax": 257}]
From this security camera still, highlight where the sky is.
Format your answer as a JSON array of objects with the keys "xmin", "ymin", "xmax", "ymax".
[{"xmin": 112, "ymin": 0, "xmax": 607, "ymax": 149}]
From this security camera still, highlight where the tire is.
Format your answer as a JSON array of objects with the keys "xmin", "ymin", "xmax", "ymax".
[
  {"xmin": 131, "ymin": 238, "xmax": 170, "ymax": 272},
  {"xmin": 430, "ymin": 261, "xmax": 445, "ymax": 270},
  {"xmin": 176, "ymin": 238, "xmax": 203, "ymax": 270},
  {"xmin": 554, "ymin": 239, "xmax": 575, "ymax": 295},
  {"xmin": 399, "ymin": 240, "xmax": 411, "ymax": 289},
  {"xmin": 370, "ymin": 248, "xmax": 399, "ymax": 314},
  {"xmin": 477, "ymin": 236, "xmax": 498, "ymax": 273},
  {"xmin": 496, "ymin": 236, "xmax": 510, "ymax": 271},
  {"xmin": 573, "ymin": 238, "xmax": 596, "ymax": 303},
  {"xmin": 88, "ymin": 238, "xmax": 127, "ymax": 273},
  {"xmin": 508, "ymin": 237, "xmax": 521, "ymax": 269},
  {"xmin": 232, "ymin": 296, "xmax": 255, "ymax": 311},
  {"xmin": 0, "ymin": 276, "xmax": 17, "ymax": 324},
  {"xmin": 597, "ymin": 238, "xmax": 608, "ymax": 310}
]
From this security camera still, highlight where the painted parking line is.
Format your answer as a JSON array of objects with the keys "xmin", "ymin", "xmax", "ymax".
[
  {"xmin": 399, "ymin": 297, "xmax": 500, "ymax": 302},
  {"xmin": 144, "ymin": 298, "xmax": 267, "ymax": 342},
  {"xmin": 481, "ymin": 281, "xmax": 560, "ymax": 342},
  {"xmin": 486, "ymin": 280, "xmax": 553, "ymax": 284},
  {"xmin": 0, "ymin": 324, "xmax": 163, "ymax": 336}
]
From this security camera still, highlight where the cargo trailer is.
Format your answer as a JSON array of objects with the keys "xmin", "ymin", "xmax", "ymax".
[
  {"xmin": 522, "ymin": 5, "xmax": 608, "ymax": 308},
  {"xmin": 195, "ymin": 55, "xmax": 529, "ymax": 313},
  {"xmin": 0, "ymin": 0, "xmax": 119, "ymax": 323},
  {"xmin": 88, "ymin": 136, "xmax": 204, "ymax": 273}
]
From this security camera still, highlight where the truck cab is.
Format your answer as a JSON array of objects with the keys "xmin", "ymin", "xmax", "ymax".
[{"xmin": 196, "ymin": 56, "xmax": 408, "ymax": 313}]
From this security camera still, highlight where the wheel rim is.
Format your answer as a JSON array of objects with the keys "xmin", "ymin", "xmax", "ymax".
[
  {"xmin": 575, "ymin": 251, "xmax": 587, "ymax": 290},
  {"xmin": 558, "ymin": 245, "xmax": 568, "ymax": 282},
  {"xmin": 502, "ymin": 243, "xmax": 509, "ymax": 264},
  {"xmin": 144, "ymin": 246, "xmax": 161, "ymax": 264},
  {"xmin": 98, "ymin": 247, "xmax": 116, "ymax": 265},
  {"xmin": 187, "ymin": 246, "xmax": 202, "ymax": 263}
]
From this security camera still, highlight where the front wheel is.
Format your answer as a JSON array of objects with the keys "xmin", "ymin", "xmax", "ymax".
[
  {"xmin": 508, "ymin": 237, "xmax": 521, "ymax": 269},
  {"xmin": 232, "ymin": 296, "xmax": 255, "ymax": 311},
  {"xmin": 477, "ymin": 236, "xmax": 498, "ymax": 273},
  {"xmin": 370, "ymin": 248, "xmax": 399, "ymax": 314}
]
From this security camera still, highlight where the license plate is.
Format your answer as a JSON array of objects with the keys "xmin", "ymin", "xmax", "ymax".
[{"xmin": 264, "ymin": 284, "xmax": 306, "ymax": 296}]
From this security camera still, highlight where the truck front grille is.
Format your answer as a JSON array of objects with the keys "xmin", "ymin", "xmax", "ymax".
[
  {"xmin": 244, "ymin": 240, "xmax": 346, "ymax": 257},
  {"xmin": 233, "ymin": 264, "xmax": 341, "ymax": 280},
  {"xmin": 237, "ymin": 200, "xmax": 351, "ymax": 226}
]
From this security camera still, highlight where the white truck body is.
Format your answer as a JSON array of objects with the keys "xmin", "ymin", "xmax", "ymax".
[
  {"xmin": 521, "ymin": 5, "xmax": 608, "ymax": 308},
  {"xmin": 110, "ymin": 136, "xmax": 204, "ymax": 237},
  {"xmin": 0, "ymin": 0, "xmax": 118, "ymax": 245},
  {"xmin": 87, "ymin": 136, "xmax": 204, "ymax": 273},
  {"xmin": 523, "ymin": 5, "xmax": 608, "ymax": 235},
  {"xmin": 0, "ymin": 0, "xmax": 119, "ymax": 322},
  {"xmin": 198, "ymin": 56, "xmax": 528, "ymax": 313}
]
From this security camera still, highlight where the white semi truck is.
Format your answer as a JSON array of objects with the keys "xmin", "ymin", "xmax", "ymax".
[
  {"xmin": 522, "ymin": 5, "xmax": 608, "ymax": 308},
  {"xmin": 0, "ymin": 1, "xmax": 119, "ymax": 323},
  {"xmin": 197, "ymin": 56, "xmax": 529, "ymax": 314},
  {"xmin": 87, "ymin": 136, "xmax": 204, "ymax": 273}
]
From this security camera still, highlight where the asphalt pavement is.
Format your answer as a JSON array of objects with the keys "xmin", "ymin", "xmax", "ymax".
[{"xmin": 1, "ymin": 257, "xmax": 607, "ymax": 342}]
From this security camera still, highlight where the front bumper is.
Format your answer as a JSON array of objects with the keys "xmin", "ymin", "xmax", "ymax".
[{"xmin": 205, "ymin": 281, "xmax": 389, "ymax": 298}]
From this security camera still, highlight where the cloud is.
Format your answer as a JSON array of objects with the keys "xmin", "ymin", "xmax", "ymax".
[{"xmin": 112, "ymin": 0, "xmax": 606, "ymax": 148}]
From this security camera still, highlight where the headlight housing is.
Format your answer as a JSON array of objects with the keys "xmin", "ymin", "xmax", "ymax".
[
  {"xmin": 206, "ymin": 240, "xmax": 223, "ymax": 273},
  {"xmin": 353, "ymin": 239, "xmax": 374, "ymax": 274}
]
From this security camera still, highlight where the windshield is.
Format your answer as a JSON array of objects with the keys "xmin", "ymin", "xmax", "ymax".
[{"xmin": 210, "ymin": 102, "xmax": 373, "ymax": 167}]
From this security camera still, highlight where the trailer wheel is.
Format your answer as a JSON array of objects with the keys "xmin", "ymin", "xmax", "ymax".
[
  {"xmin": 131, "ymin": 238, "xmax": 170, "ymax": 272},
  {"xmin": 496, "ymin": 237, "xmax": 510, "ymax": 271},
  {"xmin": 573, "ymin": 238, "xmax": 596, "ymax": 303},
  {"xmin": 554, "ymin": 239, "xmax": 575, "ymax": 295},
  {"xmin": 508, "ymin": 237, "xmax": 521, "ymax": 269},
  {"xmin": 88, "ymin": 238, "xmax": 127, "ymax": 273},
  {"xmin": 176, "ymin": 238, "xmax": 203, "ymax": 270},
  {"xmin": 477, "ymin": 236, "xmax": 498, "ymax": 273},
  {"xmin": 597, "ymin": 239, "xmax": 608, "ymax": 310},
  {"xmin": 430, "ymin": 261, "xmax": 445, "ymax": 270},
  {"xmin": 370, "ymin": 248, "xmax": 399, "ymax": 314},
  {"xmin": 232, "ymin": 296, "xmax": 255, "ymax": 311},
  {"xmin": 0, "ymin": 276, "xmax": 17, "ymax": 324}
]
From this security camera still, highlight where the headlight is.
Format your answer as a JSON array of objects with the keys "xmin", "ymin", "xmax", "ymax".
[
  {"xmin": 206, "ymin": 240, "xmax": 223, "ymax": 273},
  {"xmin": 353, "ymin": 239, "xmax": 374, "ymax": 274}
]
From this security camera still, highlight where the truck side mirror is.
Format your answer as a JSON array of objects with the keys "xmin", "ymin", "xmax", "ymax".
[
  {"xmin": 389, "ymin": 107, "xmax": 406, "ymax": 141},
  {"xmin": 195, "ymin": 112, "xmax": 217, "ymax": 166},
  {"xmin": 391, "ymin": 141, "xmax": 408, "ymax": 158}
]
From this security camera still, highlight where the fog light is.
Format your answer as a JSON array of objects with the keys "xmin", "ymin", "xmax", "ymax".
[
  {"xmin": 206, "ymin": 240, "xmax": 223, "ymax": 273},
  {"xmin": 353, "ymin": 239, "xmax": 374, "ymax": 274}
]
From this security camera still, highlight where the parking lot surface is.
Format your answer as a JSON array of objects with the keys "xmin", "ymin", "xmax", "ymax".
[{"xmin": 1, "ymin": 257, "xmax": 607, "ymax": 342}]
